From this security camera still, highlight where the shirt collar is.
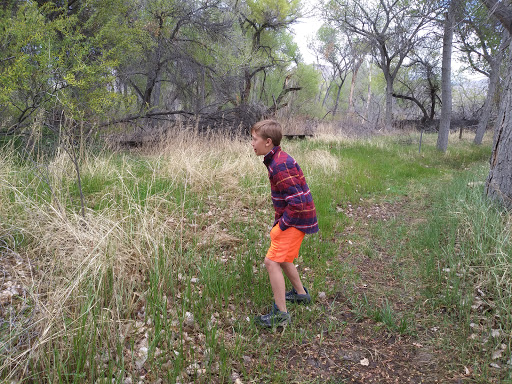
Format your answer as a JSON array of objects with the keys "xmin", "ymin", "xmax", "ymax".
[{"xmin": 263, "ymin": 146, "xmax": 280, "ymax": 166}]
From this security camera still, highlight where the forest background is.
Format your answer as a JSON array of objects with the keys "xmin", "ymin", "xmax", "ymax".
[
  {"xmin": 1, "ymin": 0, "xmax": 508, "ymax": 140},
  {"xmin": 2, "ymin": 0, "xmax": 512, "ymax": 383}
]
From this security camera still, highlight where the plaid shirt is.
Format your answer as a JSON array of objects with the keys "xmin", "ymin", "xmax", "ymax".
[{"xmin": 263, "ymin": 146, "xmax": 319, "ymax": 234}]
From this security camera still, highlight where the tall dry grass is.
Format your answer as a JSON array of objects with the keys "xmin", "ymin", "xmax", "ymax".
[{"xmin": 0, "ymin": 127, "xmax": 266, "ymax": 379}]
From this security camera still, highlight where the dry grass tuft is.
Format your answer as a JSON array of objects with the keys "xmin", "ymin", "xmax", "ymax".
[
  {"xmin": 1, "ymin": 153, "xmax": 188, "ymax": 378},
  {"xmin": 153, "ymin": 127, "xmax": 258, "ymax": 193},
  {"xmin": 303, "ymin": 149, "xmax": 340, "ymax": 174}
]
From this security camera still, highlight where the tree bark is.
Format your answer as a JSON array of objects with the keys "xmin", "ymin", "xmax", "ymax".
[
  {"xmin": 437, "ymin": 5, "xmax": 456, "ymax": 152},
  {"xmin": 485, "ymin": 37, "xmax": 512, "ymax": 208},
  {"xmin": 481, "ymin": 1, "xmax": 512, "ymax": 208}
]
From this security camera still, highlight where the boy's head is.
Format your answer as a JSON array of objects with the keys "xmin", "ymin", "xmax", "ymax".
[{"xmin": 250, "ymin": 119, "xmax": 282, "ymax": 147}]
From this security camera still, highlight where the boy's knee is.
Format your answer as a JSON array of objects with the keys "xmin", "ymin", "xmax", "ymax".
[{"xmin": 264, "ymin": 257, "xmax": 280, "ymax": 270}]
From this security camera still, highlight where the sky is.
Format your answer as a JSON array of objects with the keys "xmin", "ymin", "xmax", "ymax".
[{"xmin": 291, "ymin": 4, "xmax": 324, "ymax": 64}]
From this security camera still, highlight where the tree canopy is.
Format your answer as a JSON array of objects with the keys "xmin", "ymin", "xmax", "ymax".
[{"xmin": 0, "ymin": 0, "xmax": 509, "ymax": 136}]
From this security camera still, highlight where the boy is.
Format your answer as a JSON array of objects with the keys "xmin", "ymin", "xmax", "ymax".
[{"xmin": 250, "ymin": 119, "xmax": 318, "ymax": 328}]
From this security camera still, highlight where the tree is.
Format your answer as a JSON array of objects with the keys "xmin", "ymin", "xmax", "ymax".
[
  {"xmin": 437, "ymin": 0, "xmax": 460, "ymax": 152},
  {"xmin": 310, "ymin": 23, "xmax": 370, "ymax": 118},
  {"xmin": 0, "ymin": 1, "xmax": 133, "ymax": 218},
  {"xmin": 392, "ymin": 42, "xmax": 442, "ymax": 122},
  {"xmin": 323, "ymin": 0, "xmax": 440, "ymax": 128},
  {"xmin": 311, "ymin": 25, "xmax": 353, "ymax": 116},
  {"xmin": 347, "ymin": 37, "xmax": 368, "ymax": 115},
  {"xmin": 481, "ymin": 0, "xmax": 512, "ymax": 209},
  {"xmin": 115, "ymin": 0, "xmax": 305, "ymax": 128},
  {"xmin": 0, "ymin": 1, "xmax": 127, "ymax": 134},
  {"xmin": 119, "ymin": 0, "xmax": 231, "ymax": 115},
  {"xmin": 236, "ymin": 0, "xmax": 302, "ymax": 106},
  {"xmin": 457, "ymin": 2, "xmax": 510, "ymax": 144}
]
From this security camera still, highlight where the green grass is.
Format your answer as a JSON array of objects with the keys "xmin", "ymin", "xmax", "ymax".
[
  {"xmin": 1, "ymin": 129, "xmax": 509, "ymax": 383},
  {"xmin": 407, "ymin": 162, "xmax": 512, "ymax": 382},
  {"xmin": 352, "ymin": 294, "xmax": 413, "ymax": 335}
]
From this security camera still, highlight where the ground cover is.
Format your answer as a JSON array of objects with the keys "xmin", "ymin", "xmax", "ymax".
[{"xmin": 1, "ymin": 128, "xmax": 508, "ymax": 383}]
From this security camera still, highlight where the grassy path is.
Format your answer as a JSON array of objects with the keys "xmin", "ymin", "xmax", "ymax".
[{"xmin": 251, "ymin": 197, "xmax": 444, "ymax": 383}]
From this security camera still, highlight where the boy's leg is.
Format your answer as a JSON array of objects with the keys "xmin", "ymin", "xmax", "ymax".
[
  {"xmin": 281, "ymin": 262, "xmax": 307, "ymax": 295},
  {"xmin": 264, "ymin": 257, "xmax": 287, "ymax": 312}
]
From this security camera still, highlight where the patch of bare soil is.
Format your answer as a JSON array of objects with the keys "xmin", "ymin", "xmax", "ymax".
[{"xmin": 270, "ymin": 198, "xmax": 460, "ymax": 383}]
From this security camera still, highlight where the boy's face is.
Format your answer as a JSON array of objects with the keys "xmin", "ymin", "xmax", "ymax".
[{"xmin": 251, "ymin": 132, "xmax": 273, "ymax": 156}]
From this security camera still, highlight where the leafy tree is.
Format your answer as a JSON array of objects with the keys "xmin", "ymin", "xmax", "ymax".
[
  {"xmin": 103, "ymin": 0, "xmax": 306, "ymax": 128},
  {"xmin": 235, "ymin": 0, "xmax": 303, "ymax": 105},
  {"xmin": 117, "ymin": 0, "xmax": 231, "ymax": 115},
  {"xmin": 273, "ymin": 63, "xmax": 322, "ymax": 117},
  {"xmin": 0, "ymin": 1, "xmax": 130, "ymax": 134},
  {"xmin": 0, "ymin": 0, "xmax": 136, "ymax": 217}
]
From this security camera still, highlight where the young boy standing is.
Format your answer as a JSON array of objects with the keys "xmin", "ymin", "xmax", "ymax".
[{"xmin": 250, "ymin": 119, "xmax": 318, "ymax": 328}]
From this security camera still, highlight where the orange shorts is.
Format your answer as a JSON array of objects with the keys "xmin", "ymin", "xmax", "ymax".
[{"xmin": 266, "ymin": 225, "xmax": 305, "ymax": 263}]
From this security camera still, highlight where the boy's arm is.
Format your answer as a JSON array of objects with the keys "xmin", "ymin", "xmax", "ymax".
[{"xmin": 272, "ymin": 162, "xmax": 310, "ymax": 230}]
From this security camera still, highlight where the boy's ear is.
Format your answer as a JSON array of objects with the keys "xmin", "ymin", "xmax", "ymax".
[{"xmin": 266, "ymin": 138, "xmax": 273, "ymax": 146}]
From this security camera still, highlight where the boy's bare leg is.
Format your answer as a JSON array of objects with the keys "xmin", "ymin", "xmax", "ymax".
[
  {"xmin": 264, "ymin": 257, "xmax": 287, "ymax": 312},
  {"xmin": 280, "ymin": 262, "xmax": 307, "ymax": 294}
]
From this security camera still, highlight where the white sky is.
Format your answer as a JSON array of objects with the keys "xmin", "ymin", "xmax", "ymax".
[{"xmin": 291, "ymin": 4, "xmax": 324, "ymax": 64}]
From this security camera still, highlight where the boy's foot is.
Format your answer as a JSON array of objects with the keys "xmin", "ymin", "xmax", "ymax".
[
  {"xmin": 254, "ymin": 303, "xmax": 291, "ymax": 328},
  {"xmin": 285, "ymin": 286, "xmax": 311, "ymax": 304}
]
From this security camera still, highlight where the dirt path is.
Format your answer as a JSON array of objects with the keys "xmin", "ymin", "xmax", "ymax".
[{"xmin": 265, "ymin": 198, "xmax": 459, "ymax": 383}]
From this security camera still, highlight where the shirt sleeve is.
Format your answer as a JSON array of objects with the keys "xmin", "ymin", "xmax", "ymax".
[{"xmin": 271, "ymin": 161, "xmax": 308, "ymax": 230}]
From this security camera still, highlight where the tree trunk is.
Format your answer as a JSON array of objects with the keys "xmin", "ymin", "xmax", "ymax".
[
  {"xmin": 474, "ymin": 61, "xmax": 501, "ymax": 144},
  {"xmin": 486, "ymin": 38, "xmax": 512, "ymax": 208},
  {"xmin": 333, "ymin": 82, "xmax": 343, "ymax": 116},
  {"xmin": 481, "ymin": 0, "xmax": 512, "ymax": 208},
  {"xmin": 242, "ymin": 68, "xmax": 252, "ymax": 104},
  {"xmin": 429, "ymin": 80, "xmax": 437, "ymax": 120},
  {"xmin": 366, "ymin": 66, "xmax": 372, "ymax": 121},
  {"xmin": 323, "ymin": 81, "xmax": 333, "ymax": 107},
  {"xmin": 142, "ymin": 62, "xmax": 161, "ymax": 112},
  {"xmin": 437, "ymin": 6, "xmax": 456, "ymax": 152},
  {"xmin": 474, "ymin": 31, "xmax": 509, "ymax": 144},
  {"xmin": 348, "ymin": 58, "xmax": 362, "ymax": 115},
  {"xmin": 385, "ymin": 74, "xmax": 393, "ymax": 129},
  {"xmin": 153, "ymin": 74, "xmax": 161, "ymax": 108}
]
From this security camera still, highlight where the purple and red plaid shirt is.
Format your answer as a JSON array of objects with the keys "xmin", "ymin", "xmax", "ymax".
[{"xmin": 263, "ymin": 146, "xmax": 319, "ymax": 234}]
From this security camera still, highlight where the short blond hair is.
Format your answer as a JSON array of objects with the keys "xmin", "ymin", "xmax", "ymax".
[{"xmin": 251, "ymin": 119, "xmax": 282, "ymax": 146}]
